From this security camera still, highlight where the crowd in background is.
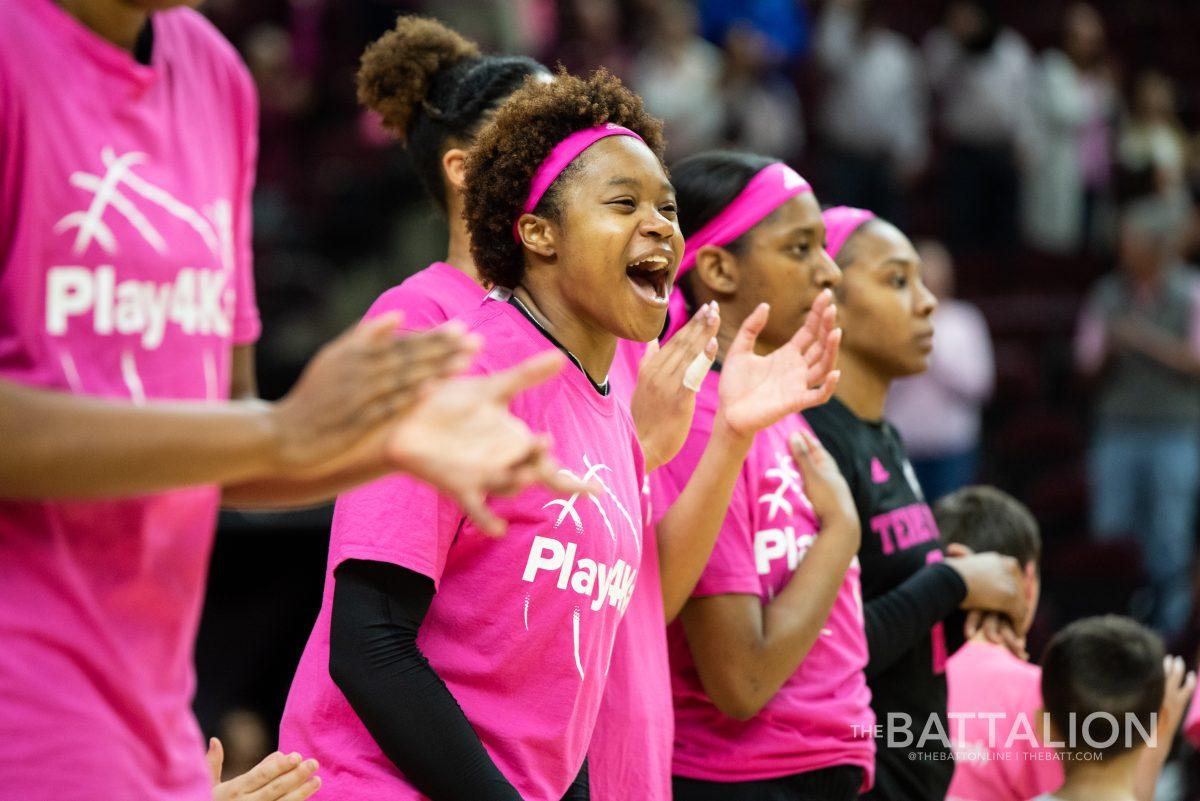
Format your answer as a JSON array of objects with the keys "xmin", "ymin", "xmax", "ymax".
[{"xmin": 193, "ymin": 0, "xmax": 1200, "ymax": 795}]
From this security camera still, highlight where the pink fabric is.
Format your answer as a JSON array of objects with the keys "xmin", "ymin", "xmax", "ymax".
[
  {"xmin": 0, "ymin": 2, "xmax": 259, "ymax": 799},
  {"xmin": 652, "ymin": 369, "xmax": 875, "ymax": 785},
  {"xmin": 678, "ymin": 162, "xmax": 812, "ymax": 274},
  {"xmin": 586, "ymin": 337, "xmax": 668, "ymax": 801},
  {"xmin": 515, "ymin": 123, "xmax": 644, "ymax": 241},
  {"xmin": 945, "ymin": 641, "xmax": 1063, "ymax": 801},
  {"xmin": 280, "ymin": 299, "xmax": 646, "ymax": 801},
  {"xmin": 822, "ymin": 206, "xmax": 877, "ymax": 259},
  {"xmin": 364, "ymin": 261, "xmax": 487, "ymax": 331},
  {"xmin": 1185, "ymin": 692, "xmax": 1200, "ymax": 749}
]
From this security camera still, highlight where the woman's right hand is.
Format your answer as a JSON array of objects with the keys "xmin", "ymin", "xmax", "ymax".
[
  {"xmin": 268, "ymin": 313, "xmax": 478, "ymax": 477},
  {"xmin": 385, "ymin": 350, "xmax": 594, "ymax": 535},
  {"xmin": 945, "ymin": 545, "xmax": 1027, "ymax": 627},
  {"xmin": 788, "ymin": 428, "xmax": 859, "ymax": 538}
]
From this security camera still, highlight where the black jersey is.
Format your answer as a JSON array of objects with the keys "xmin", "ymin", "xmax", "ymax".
[{"xmin": 804, "ymin": 398, "xmax": 967, "ymax": 801}]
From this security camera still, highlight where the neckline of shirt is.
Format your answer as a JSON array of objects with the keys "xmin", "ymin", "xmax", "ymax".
[
  {"xmin": 483, "ymin": 293, "xmax": 617, "ymax": 417},
  {"xmin": 30, "ymin": 0, "xmax": 159, "ymax": 87}
]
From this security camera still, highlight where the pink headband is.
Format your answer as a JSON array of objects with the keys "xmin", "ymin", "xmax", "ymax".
[
  {"xmin": 677, "ymin": 162, "xmax": 812, "ymax": 275},
  {"xmin": 663, "ymin": 162, "xmax": 812, "ymax": 341},
  {"xmin": 822, "ymin": 206, "xmax": 876, "ymax": 259},
  {"xmin": 514, "ymin": 123, "xmax": 645, "ymax": 242}
]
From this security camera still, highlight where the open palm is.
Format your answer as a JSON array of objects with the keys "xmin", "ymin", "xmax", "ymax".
[
  {"xmin": 718, "ymin": 290, "xmax": 841, "ymax": 438},
  {"xmin": 385, "ymin": 349, "xmax": 592, "ymax": 535}
]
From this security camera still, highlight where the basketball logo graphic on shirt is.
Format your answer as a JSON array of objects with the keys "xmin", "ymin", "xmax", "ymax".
[
  {"xmin": 754, "ymin": 451, "xmax": 815, "ymax": 576},
  {"xmin": 45, "ymin": 148, "xmax": 237, "ymax": 352},
  {"xmin": 757, "ymin": 452, "xmax": 807, "ymax": 521},
  {"xmin": 523, "ymin": 454, "xmax": 640, "ymax": 679},
  {"xmin": 53, "ymin": 147, "xmax": 233, "ymax": 266}
]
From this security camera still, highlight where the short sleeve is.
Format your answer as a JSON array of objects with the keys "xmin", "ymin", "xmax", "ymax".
[
  {"xmin": 330, "ymin": 473, "xmax": 465, "ymax": 589},
  {"xmin": 363, "ymin": 282, "xmax": 446, "ymax": 331},
  {"xmin": 229, "ymin": 61, "xmax": 261, "ymax": 345}
]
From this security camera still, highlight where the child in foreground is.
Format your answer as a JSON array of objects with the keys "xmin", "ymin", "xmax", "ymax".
[
  {"xmin": 943, "ymin": 487, "xmax": 1194, "ymax": 801},
  {"xmin": 1034, "ymin": 615, "xmax": 1179, "ymax": 801}
]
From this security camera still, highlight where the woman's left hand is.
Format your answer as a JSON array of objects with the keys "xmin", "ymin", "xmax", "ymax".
[
  {"xmin": 630, "ymin": 301, "xmax": 721, "ymax": 470},
  {"xmin": 718, "ymin": 289, "xmax": 841, "ymax": 438}
]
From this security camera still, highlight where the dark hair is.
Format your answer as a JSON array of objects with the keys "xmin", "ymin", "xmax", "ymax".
[
  {"xmin": 357, "ymin": 16, "xmax": 549, "ymax": 211},
  {"xmin": 463, "ymin": 68, "xmax": 666, "ymax": 289},
  {"xmin": 1040, "ymin": 615, "xmax": 1165, "ymax": 758},
  {"xmin": 671, "ymin": 151, "xmax": 780, "ymax": 244},
  {"xmin": 668, "ymin": 151, "xmax": 780, "ymax": 309},
  {"xmin": 935, "ymin": 486, "xmax": 1042, "ymax": 568}
]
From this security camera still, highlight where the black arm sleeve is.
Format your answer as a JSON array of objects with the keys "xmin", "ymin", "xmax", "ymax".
[
  {"xmin": 329, "ymin": 559, "xmax": 522, "ymax": 801},
  {"xmin": 560, "ymin": 759, "xmax": 589, "ymax": 801},
  {"xmin": 863, "ymin": 562, "xmax": 967, "ymax": 679}
]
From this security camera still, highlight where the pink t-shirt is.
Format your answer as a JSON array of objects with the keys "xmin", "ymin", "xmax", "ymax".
[
  {"xmin": 946, "ymin": 640, "xmax": 1063, "ymax": 801},
  {"xmin": 280, "ymin": 298, "xmax": 646, "ymax": 801},
  {"xmin": 588, "ymin": 336, "xmax": 671, "ymax": 801},
  {"xmin": 655, "ymin": 369, "xmax": 875, "ymax": 785},
  {"xmin": 0, "ymin": 3, "xmax": 259, "ymax": 800},
  {"xmin": 365, "ymin": 260, "xmax": 487, "ymax": 331}
]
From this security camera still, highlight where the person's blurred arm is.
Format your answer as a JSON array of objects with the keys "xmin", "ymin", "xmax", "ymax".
[
  {"xmin": 814, "ymin": 0, "xmax": 859, "ymax": 72},
  {"xmin": 1074, "ymin": 289, "xmax": 1110, "ymax": 378},
  {"xmin": 1108, "ymin": 281, "xmax": 1200, "ymax": 377}
]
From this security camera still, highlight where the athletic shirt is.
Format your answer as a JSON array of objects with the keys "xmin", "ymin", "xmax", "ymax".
[
  {"xmin": 805, "ymin": 397, "xmax": 963, "ymax": 801},
  {"xmin": 364, "ymin": 260, "xmax": 487, "ymax": 331},
  {"xmin": 946, "ymin": 641, "xmax": 1062, "ymax": 801},
  {"xmin": 280, "ymin": 298, "xmax": 646, "ymax": 801},
  {"xmin": 588, "ymin": 335, "xmax": 673, "ymax": 801},
  {"xmin": 658, "ymin": 370, "xmax": 875, "ymax": 785},
  {"xmin": 0, "ymin": 2, "xmax": 259, "ymax": 800}
]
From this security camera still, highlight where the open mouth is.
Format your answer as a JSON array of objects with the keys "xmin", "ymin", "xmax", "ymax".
[{"xmin": 625, "ymin": 255, "xmax": 672, "ymax": 306}]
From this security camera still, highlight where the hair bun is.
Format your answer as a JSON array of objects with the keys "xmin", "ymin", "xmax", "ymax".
[{"xmin": 356, "ymin": 16, "xmax": 481, "ymax": 142}]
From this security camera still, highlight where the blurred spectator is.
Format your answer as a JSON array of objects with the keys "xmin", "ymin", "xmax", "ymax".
[
  {"xmin": 815, "ymin": 0, "xmax": 928, "ymax": 224},
  {"xmin": 1075, "ymin": 200, "xmax": 1200, "ymax": 639},
  {"xmin": 631, "ymin": 0, "xmax": 726, "ymax": 162},
  {"xmin": 924, "ymin": 0, "xmax": 1032, "ymax": 259},
  {"xmin": 887, "ymin": 240, "xmax": 995, "ymax": 501},
  {"xmin": 1117, "ymin": 70, "xmax": 1191, "ymax": 226},
  {"xmin": 719, "ymin": 23, "xmax": 805, "ymax": 161},
  {"xmin": 1020, "ymin": 2, "xmax": 1117, "ymax": 255},
  {"xmin": 698, "ymin": 0, "xmax": 809, "ymax": 64},
  {"xmin": 215, "ymin": 709, "xmax": 273, "ymax": 781},
  {"xmin": 554, "ymin": 0, "xmax": 633, "ymax": 78}
]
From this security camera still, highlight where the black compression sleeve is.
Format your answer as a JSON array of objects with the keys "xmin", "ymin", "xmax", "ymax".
[
  {"xmin": 329, "ymin": 559, "xmax": 522, "ymax": 801},
  {"xmin": 863, "ymin": 563, "xmax": 967, "ymax": 679},
  {"xmin": 561, "ymin": 759, "xmax": 589, "ymax": 801}
]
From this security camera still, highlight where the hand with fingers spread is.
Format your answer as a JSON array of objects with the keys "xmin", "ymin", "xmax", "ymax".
[
  {"xmin": 717, "ymin": 290, "xmax": 841, "ymax": 438},
  {"xmin": 269, "ymin": 313, "xmax": 479, "ymax": 479},
  {"xmin": 386, "ymin": 349, "xmax": 593, "ymax": 535},
  {"xmin": 630, "ymin": 301, "xmax": 721, "ymax": 470},
  {"xmin": 208, "ymin": 739, "xmax": 321, "ymax": 801}
]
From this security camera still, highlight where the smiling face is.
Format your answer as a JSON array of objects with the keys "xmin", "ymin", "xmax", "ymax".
[
  {"xmin": 722, "ymin": 192, "xmax": 840, "ymax": 351},
  {"xmin": 524, "ymin": 136, "xmax": 684, "ymax": 342},
  {"xmin": 837, "ymin": 220, "xmax": 937, "ymax": 378}
]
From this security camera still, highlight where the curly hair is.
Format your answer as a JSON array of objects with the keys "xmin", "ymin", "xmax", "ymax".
[
  {"xmin": 463, "ymin": 68, "xmax": 666, "ymax": 289},
  {"xmin": 357, "ymin": 16, "xmax": 548, "ymax": 211}
]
